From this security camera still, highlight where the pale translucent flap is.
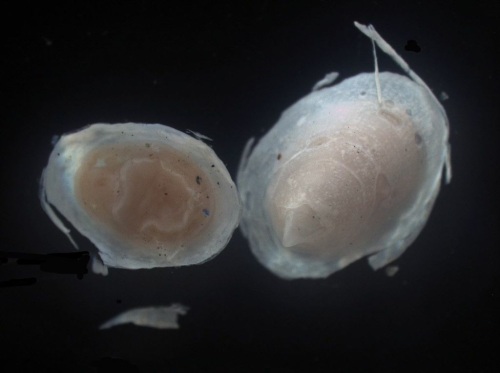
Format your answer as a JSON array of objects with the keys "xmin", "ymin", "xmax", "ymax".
[{"xmin": 99, "ymin": 304, "xmax": 189, "ymax": 330}]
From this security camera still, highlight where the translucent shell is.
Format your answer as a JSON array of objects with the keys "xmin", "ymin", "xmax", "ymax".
[
  {"xmin": 237, "ymin": 24, "xmax": 451, "ymax": 279},
  {"xmin": 41, "ymin": 123, "xmax": 241, "ymax": 270}
]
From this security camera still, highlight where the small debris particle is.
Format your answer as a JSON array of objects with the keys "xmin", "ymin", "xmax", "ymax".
[
  {"xmin": 404, "ymin": 39, "xmax": 421, "ymax": 53},
  {"xmin": 277, "ymin": 153, "xmax": 282, "ymax": 160},
  {"xmin": 42, "ymin": 37, "xmax": 53, "ymax": 47},
  {"xmin": 202, "ymin": 209, "xmax": 210, "ymax": 217},
  {"xmin": 196, "ymin": 176, "xmax": 202, "ymax": 185},
  {"xmin": 415, "ymin": 132, "xmax": 423, "ymax": 145},
  {"xmin": 385, "ymin": 265, "xmax": 399, "ymax": 277}
]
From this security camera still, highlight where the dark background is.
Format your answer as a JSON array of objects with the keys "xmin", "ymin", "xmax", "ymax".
[{"xmin": 1, "ymin": 1, "xmax": 498, "ymax": 372}]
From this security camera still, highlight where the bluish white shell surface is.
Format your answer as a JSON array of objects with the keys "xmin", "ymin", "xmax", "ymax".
[
  {"xmin": 41, "ymin": 123, "xmax": 241, "ymax": 270},
  {"xmin": 237, "ymin": 72, "xmax": 450, "ymax": 279}
]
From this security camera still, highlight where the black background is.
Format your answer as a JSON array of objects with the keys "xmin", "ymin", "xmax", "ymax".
[{"xmin": 1, "ymin": 1, "xmax": 498, "ymax": 372}]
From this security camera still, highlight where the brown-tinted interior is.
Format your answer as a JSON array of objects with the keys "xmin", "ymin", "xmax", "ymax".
[{"xmin": 74, "ymin": 141, "xmax": 216, "ymax": 254}]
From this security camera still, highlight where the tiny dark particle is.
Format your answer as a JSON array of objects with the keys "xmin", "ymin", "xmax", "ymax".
[
  {"xmin": 211, "ymin": 164, "xmax": 215, "ymax": 168},
  {"xmin": 415, "ymin": 132, "xmax": 423, "ymax": 145},
  {"xmin": 202, "ymin": 209, "xmax": 210, "ymax": 217},
  {"xmin": 277, "ymin": 153, "xmax": 282, "ymax": 160},
  {"xmin": 196, "ymin": 176, "xmax": 202, "ymax": 185},
  {"xmin": 404, "ymin": 39, "xmax": 421, "ymax": 53}
]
